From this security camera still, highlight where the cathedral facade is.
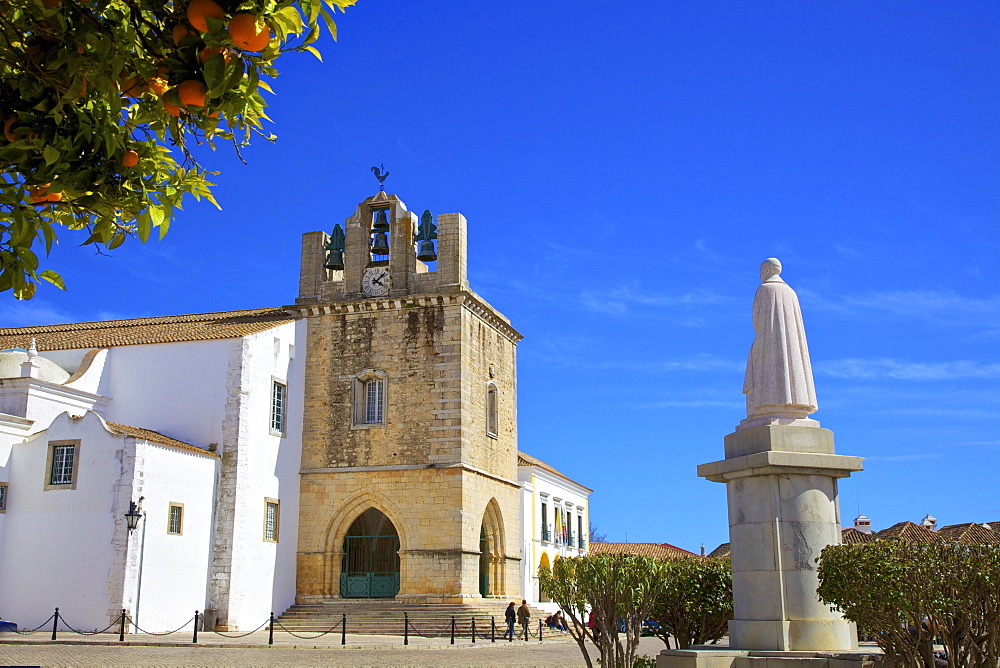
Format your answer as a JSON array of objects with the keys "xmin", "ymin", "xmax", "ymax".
[
  {"xmin": 0, "ymin": 189, "xmax": 586, "ymax": 631},
  {"xmin": 293, "ymin": 191, "xmax": 522, "ymax": 602}
]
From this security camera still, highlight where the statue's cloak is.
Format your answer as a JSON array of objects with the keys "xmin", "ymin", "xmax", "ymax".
[{"xmin": 743, "ymin": 275, "xmax": 817, "ymax": 417}]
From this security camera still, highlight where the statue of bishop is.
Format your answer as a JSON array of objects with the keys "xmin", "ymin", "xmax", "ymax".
[{"xmin": 741, "ymin": 258, "xmax": 818, "ymax": 427}]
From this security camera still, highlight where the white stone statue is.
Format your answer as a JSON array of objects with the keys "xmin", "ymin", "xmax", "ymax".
[{"xmin": 741, "ymin": 258, "xmax": 817, "ymax": 426}]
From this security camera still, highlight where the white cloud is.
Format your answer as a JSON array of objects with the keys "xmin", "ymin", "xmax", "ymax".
[
  {"xmin": 866, "ymin": 453, "xmax": 944, "ymax": 462},
  {"xmin": 646, "ymin": 399, "xmax": 743, "ymax": 409},
  {"xmin": 578, "ymin": 287, "xmax": 728, "ymax": 316},
  {"xmin": 876, "ymin": 407, "xmax": 1000, "ymax": 419},
  {"xmin": 803, "ymin": 289, "xmax": 1000, "ymax": 329},
  {"xmin": 0, "ymin": 300, "xmax": 76, "ymax": 328},
  {"xmin": 817, "ymin": 358, "xmax": 1000, "ymax": 380}
]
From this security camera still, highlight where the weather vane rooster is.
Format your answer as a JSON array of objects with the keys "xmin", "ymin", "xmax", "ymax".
[{"xmin": 371, "ymin": 164, "xmax": 389, "ymax": 191}]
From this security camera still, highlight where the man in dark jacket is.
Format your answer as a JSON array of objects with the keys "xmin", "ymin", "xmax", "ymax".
[{"xmin": 504, "ymin": 602, "xmax": 516, "ymax": 640}]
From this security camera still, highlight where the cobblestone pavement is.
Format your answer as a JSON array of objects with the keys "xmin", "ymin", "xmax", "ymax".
[{"xmin": 0, "ymin": 634, "xmax": 668, "ymax": 666}]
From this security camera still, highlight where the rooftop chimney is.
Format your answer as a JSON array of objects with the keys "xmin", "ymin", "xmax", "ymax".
[
  {"xmin": 920, "ymin": 514, "xmax": 938, "ymax": 531},
  {"xmin": 853, "ymin": 514, "xmax": 872, "ymax": 535}
]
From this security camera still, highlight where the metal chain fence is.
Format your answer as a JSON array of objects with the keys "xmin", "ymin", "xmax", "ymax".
[{"xmin": 2, "ymin": 607, "xmax": 554, "ymax": 647}]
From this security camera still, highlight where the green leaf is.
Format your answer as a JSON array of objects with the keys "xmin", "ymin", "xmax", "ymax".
[
  {"xmin": 319, "ymin": 6, "xmax": 338, "ymax": 40},
  {"xmin": 303, "ymin": 45, "xmax": 322, "ymax": 62},
  {"xmin": 39, "ymin": 270, "xmax": 65, "ymax": 290},
  {"xmin": 42, "ymin": 145, "xmax": 61, "ymax": 166}
]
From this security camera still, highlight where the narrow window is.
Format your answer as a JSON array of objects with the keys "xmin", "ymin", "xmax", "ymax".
[
  {"xmin": 578, "ymin": 515, "xmax": 584, "ymax": 548},
  {"xmin": 270, "ymin": 380, "xmax": 286, "ymax": 435},
  {"xmin": 50, "ymin": 444, "xmax": 76, "ymax": 485},
  {"xmin": 264, "ymin": 498, "xmax": 280, "ymax": 542},
  {"xmin": 167, "ymin": 503, "xmax": 183, "ymax": 535},
  {"xmin": 486, "ymin": 383, "xmax": 498, "ymax": 438},
  {"xmin": 0, "ymin": 483, "xmax": 7, "ymax": 512},
  {"xmin": 541, "ymin": 502, "xmax": 548, "ymax": 542},
  {"xmin": 364, "ymin": 378, "xmax": 384, "ymax": 424},
  {"xmin": 353, "ymin": 371, "xmax": 387, "ymax": 427}
]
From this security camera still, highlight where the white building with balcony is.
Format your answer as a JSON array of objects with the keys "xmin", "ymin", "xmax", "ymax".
[{"xmin": 517, "ymin": 452, "xmax": 592, "ymax": 610}]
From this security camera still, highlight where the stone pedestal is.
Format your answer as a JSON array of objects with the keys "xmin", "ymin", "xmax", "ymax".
[
  {"xmin": 657, "ymin": 648, "xmax": 881, "ymax": 668},
  {"xmin": 699, "ymin": 424, "xmax": 863, "ymax": 653}
]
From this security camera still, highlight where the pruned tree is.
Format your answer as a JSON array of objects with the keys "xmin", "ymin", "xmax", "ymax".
[
  {"xmin": 0, "ymin": 0, "xmax": 354, "ymax": 298},
  {"xmin": 818, "ymin": 540, "xmax": 1000, "ymax": 667},
  {"xmin": 538, "ymin": 553, "xmax": 667, "ymax": 668},
  {"xmin": 648, "ymin": 556, "xmax": 732, "ymax": 649}
]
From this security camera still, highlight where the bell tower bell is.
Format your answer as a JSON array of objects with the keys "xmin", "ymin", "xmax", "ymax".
[{"xmin": 297, "ymin": 189, "xmax": 466, "ymax": 304}]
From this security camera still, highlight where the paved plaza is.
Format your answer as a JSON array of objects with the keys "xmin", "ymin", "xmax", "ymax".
[{"xmin": 0, "ymin": 631, "xmax": 668, "ymax": 666}]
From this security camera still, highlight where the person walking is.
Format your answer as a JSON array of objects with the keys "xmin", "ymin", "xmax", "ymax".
[
  {"xmin": 517, "ymin": 599, "xmax": 531, "ymax": 640},
  {"xmin": 503, "ymin": 602, "xmax": 516, "ymax": 640}
]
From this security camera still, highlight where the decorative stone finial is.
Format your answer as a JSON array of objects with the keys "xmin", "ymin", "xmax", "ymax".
[{"xmin": 20, "ymin": 338, "xmax": 40, "ymax": 378}]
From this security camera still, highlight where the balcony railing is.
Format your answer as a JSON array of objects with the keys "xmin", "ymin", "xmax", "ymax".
[
  {"xmin": 567, "ymin": 531, "xmax": 575, "ymax": 548},
  {"xmin": 541, "ymin": 525, "xmax": 551, "ymax": 542}
]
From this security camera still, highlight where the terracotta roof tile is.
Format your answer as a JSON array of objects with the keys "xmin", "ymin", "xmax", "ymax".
[
  {"xmin": 0, "ymin": 307, "xmax": 296, "ymax": 351},
  {"xmin": 105, "ymin": 422, "xmax": 217, "ymax": 458},
  {"xmin": 517, "ymin": 451, "xmax": 593, "ymax": 492},
  {"xmin": 707, "ymin": 542, "xmax": 731, "ymax": 558},
  {"xmin": 841, "ymin": 527, "xmax": 876, "ymax": 544},
  {"xmin": 875, "ymin": 521, "xmax": 940, "ymax": 544},
  {"xmin": 936, "ymin": 523, "xmax": 1000, "ymax": 545},
  {"xmin": 589, "ymin": 542, "xmax": 698, "ymax": 559}
]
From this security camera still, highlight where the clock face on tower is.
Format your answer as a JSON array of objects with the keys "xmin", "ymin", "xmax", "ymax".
[{"xmin": 362, "ymin": 267, "xmax": 391, "ymax": 297}]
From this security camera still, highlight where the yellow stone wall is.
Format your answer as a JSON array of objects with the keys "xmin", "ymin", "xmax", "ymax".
[{"xmin": 295, "ymin": 193, "xmax": 523, "ymax": 602}]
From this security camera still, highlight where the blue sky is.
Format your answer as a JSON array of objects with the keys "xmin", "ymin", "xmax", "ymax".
[{"xmin": 3, "ymin": 1, "xmax": 998, "ymax": 552}]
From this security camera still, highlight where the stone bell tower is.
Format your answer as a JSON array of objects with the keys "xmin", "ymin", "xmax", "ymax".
[{"xmin": 293, "ymin": 189, "xmax": 523, "ymax": 603}]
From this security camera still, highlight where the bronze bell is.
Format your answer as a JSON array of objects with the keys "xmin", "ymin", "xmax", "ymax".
[
  {"xmin": 372, "ymin": 209, "xmax": 390, "ymax": 232},
  {"xmin": 371, "ymin": 231, "xmax": 390, "ymax": 255},
  {"xmin": 324, "ymin": 249, "xmax": 344, "ymax": 270},
  {"xmin": 416, "ymin": 239, "xmax": 437, "ymax": 262}
]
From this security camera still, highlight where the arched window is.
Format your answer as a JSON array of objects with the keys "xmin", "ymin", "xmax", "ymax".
[
  {"xmin": 486, "ymin": 382, "xmax": 498, "ymax": 438},
  {"xmin": 353, "ymin": 370, "xmax": 387, "ymax": 427}
]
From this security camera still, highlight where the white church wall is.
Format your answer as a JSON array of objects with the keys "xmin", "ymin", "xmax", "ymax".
[
  {"xmin": 271, "ymin": 320, "xmax": 306, "ymax": 615},
  {"xmin": 125, "ymin": 440, "xmax": 217, "ymax": 632},
  {"xmin": 100, "ymin": 339, "xmax": 234, "ymax": 448},
  {"xmin": 223, "ymin": 322, "xmax": 304, "ymax": 626},
  {"xmin": 0, "ymin": 415, "xmax": 33, "ymax": 585},
  {"xmin": 0, "ymin": 412, "xmax": 126, "ymax": 630}
]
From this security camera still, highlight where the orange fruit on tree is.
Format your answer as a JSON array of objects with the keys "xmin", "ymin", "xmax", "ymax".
[
  {"xmin": 3, "ymin": 117, "xmax": 16, "ymax": 143},
  {"xmin": 41, "ymin": 0, "xmax": 60, "ymax": 7},
  {"xmin": 177, "ymin": 80, "xmax": 206, "ymax": 108},
  {"xmin": 122, "ymin": 150, "xmax": 139, "ymax": 167},
  {"xmin": 199, "ymin": 46, "xmax": 231, "ymax": 65},
  {"xmin": 228, "ymin": 13, "xmax": 271, "ymax": 52},
  {"xmin": 148, "ymin": 77, "xmax": 169, "ymax": 96},
  {"xmin": 121, "ymin": 75, "xmax": 146, "ymax": 96},
  {"xmin": 29, "ymin": 183, "xmax": 60, "ymax": 204},
  {"xmin": 187, "ymin": 0, "xmax": 225, "ymax": 33},
  {"xmin": 172, "ymin": 22, "xmax": 195, "ymax": 45},
  {"xmin": 164, "ymin": 99, "xmax": 181, "ymax": 117}
]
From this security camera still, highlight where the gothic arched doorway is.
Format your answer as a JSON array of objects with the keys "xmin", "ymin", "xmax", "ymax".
[
  {"xmin": 479, "ymin": 526, "xmax": 490, "ymax": 597},
  {"xmin": 479, "ymin": 498, "xmax": 505, "ymax": 597},
  {"xmin": 340, "ymin": 508, "xmax": 400, "ymax": 598}
]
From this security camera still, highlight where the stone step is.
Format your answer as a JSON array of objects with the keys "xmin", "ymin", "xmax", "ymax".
[{"xmin": 276, "ymin": 600, "xmax": 550, "ymax": 636}]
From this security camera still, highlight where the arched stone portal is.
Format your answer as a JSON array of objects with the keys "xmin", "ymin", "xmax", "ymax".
[
  {"xmin": 340, "ymin": 508, "xmax": 400, "ymax": 598},
  {"xmin": 479, "ymin": 498, "xmax": 506, "ymax": 597}
]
